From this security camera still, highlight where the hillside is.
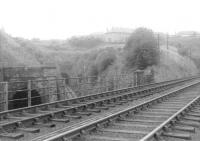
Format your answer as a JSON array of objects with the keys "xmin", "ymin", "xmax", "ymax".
[
  {"xmin": 153, "ymin": 45, "xmax": 198, "ymax": 81},
  {"xmin": 0, "ymin": 30, "xmax": 198, "ymax": 82},
  {"xmin": 169, "ymin": 35, "xmax": 200, "ymax": 69},
  {"xmin": 0, "ymin": 31, "xmax": 41, "ymax": 66}
]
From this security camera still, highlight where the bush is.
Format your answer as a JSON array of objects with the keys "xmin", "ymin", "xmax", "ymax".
[
  {"xmin": 88, "ymin": 48, "xmax": 116, "ymax": 78},
  {"xmin": 68, "ymin": 36, "xmax": 104, "ymax": 49},
  {"xmin": 95, "ymin": 48, "xmax": 116, "ymax": 73},
  {"xmin": 124, "ymin": 28, "xmax": 159, "ymax": 69}
]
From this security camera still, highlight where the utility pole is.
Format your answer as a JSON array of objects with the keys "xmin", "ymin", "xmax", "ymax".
[
  {"xmin": 0, "ymin": 33, "xmax": 3, "ymax": 81},
  {"xmin": 0, "ymin": 32, "xmax": 1, "ymax": 65},
  {"xmin": 166, "ymin": 33, "xmax": 169, "ymax": 58},
  {"xmin": 189, "ymin": 34, "xmax": 193, "ymax": 59},
  {"xmin": 157, "ymin": 34, "xmax": 160, "ymax": 51},
  {"xmin": 166, "ymin": 33, "xmax": 169, "ymax": 50},
  {"xmin": 189, "ymin": 46, "xmax": 192, "ymax": 59}
]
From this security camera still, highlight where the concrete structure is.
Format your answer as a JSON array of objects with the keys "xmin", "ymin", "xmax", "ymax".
[
  {"xmin": 0, "ymin": 66, "xmax": 57, "ymax": 82},
  {"xmin": 0, "ymin": 66, "xmax": 76, "ymax": 111}
]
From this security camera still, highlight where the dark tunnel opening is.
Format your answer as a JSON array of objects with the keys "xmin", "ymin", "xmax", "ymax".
[{"xmin": 9, "ymin": 89, "xmax": 42, "ymax": 110}]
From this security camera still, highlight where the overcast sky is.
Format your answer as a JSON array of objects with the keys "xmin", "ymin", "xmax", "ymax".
[{"xmin": 0, "ymin": 0, "xmax": 199, "ymax": 39}]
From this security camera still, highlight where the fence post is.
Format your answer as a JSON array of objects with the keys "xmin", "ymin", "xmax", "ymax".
[
  {"xmin": 4, "ymin": 82, "xmax": 8, "ymax": 111},
  {"xmin": 28, "ymin": 80, "xmax": 31, "ymax": 107},
  {"xmin": 56, "ymin": 78, "xmax": 60, "ymax": 100},
  {"xmin": 47, "ymin": 79, "xmax": 50, "ymax": 102},
  {"xmin": 135, "ymin": 72, "xmax": 138, "ymax": 86},
  {"xmin": 63, "ymin": 78, "xmax": 67, "ymax": 99}
]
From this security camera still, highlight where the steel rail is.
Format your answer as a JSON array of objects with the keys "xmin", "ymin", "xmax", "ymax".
[
  {"xmin": 0, "ymin": 77, "xmax": 195, "ymax": 141},
  {"xmin": 0, "ymin": 76, "xmax": 195, "ymax": 141},
  {"xmin": 0, "ymin": 79, "xmax": 182, "ymax": 128},
  {"xmin": 37, "ymin": 78, "xmax": 200, "ymax": 141},
  {"xmin": 0, "ymin": 76, "xmax": 191, "ymax": 115},
  {"xmin": 140, "ymin": 92, "xmax": 200, "ymax": 141}
]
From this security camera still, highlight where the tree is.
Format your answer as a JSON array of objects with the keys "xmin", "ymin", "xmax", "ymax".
[
  {"xmin": 124, "ymin": 28, "xmax": 159, "ymax": 69},
  {"xmin": 68, "ymin": 36, "xmax": 104, "ymax": 49}
]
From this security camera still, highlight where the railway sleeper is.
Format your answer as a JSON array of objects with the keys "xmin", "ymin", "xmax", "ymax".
[
  {"xmin": 34, "ymin": 122, "xmax": 56, "ymax": 128},
  {"xmin": 36, "ymin": 109, "xmax": 53, "ymax": 113},
  {"xmin": 172, "ymin": 125, "xmax": 195, "ymax": 132},
  {"xmin": 71, "ymin": 103, "xmax": 86, "ymax": 107},
  {"xmin": 182, "ymin": 115, "xmax": 200, "ymax": 122},
  {"xmin": 83, "ymin": 135, "xmax": 130, "ymax": 141},
  {"xmin": 147, "ymin": 109, "xmax": 179, "ymax": 113},
  {"xmin": 75, "ymin": 111, "xmax": 92, "ymax": 116},
  {"xmin": 119, "ymin": 118, "xmax": 162, "ymax": 124},
  {"xmin": 187, "ymin": 112, "xmax": 200, "ymax": 117},
  {"xmin": 114, "ymin": 102, "xmax": 123, "ymax": 105},
  {"xmin": 138, "ymin": 111, "xmax": 172, "ymax": 116},
  {"xmin": 94, "ymin": 106, "xmax": 109, "ymax": 110},
  {"xmin": 192, "ymin": 106, "xmax": 200, "ymax": 110},
  {"xmin": 86, "ymin": 108, "xmax": 101, "ymax": 113},
  {"xmin": 18, "ymin": 127, "xmax": 40, "ymax": 133},
  {"xmin": 162, "ymin": 132, "xmax": 191, "ymax": 140},
  {"xmin": 47, "ymin": 107, "xmax": 67, "ymax": 111},
  {"xmin": 130, "ymin": 115, "xmax": 168, "ymax": 120},
  {"xmin": 22, "ymin": 112, "xmax": 45, "ymax": 117},
  {"xmin": 63, "ymin": 114, "xmax": 82, "ymax": 119},
  {"xmin": 0, "ymin": 132, "xmax": 24, "ymax": 139},
  {"xmin": 154, "ymin": 103, "xmax": 187, "ymax": 107},
  {"xmin": 190, "ymin": 110, "xmax": 200, "ymax": 114},
  {"xmin": 177, "ymin": 120, "xmax": 200, "ymax": 128},
  {"xmin": 97, "ymin": 128, "xmax": 148, "ymax": 138},
  {"xmin": 160, "ymin": 103, "xmax": 200, "ymax": 140},
  {"xmin": 149, "ymin": 106, "xmax": 182, "ymax": 110},
  {"xmin": 7, "ymin": 116, "xmax": 28, "ymax": 120},
  {"xmin": 104, "ymin": 104, "xmax": 116, "ymax": 107},
  {"xmin": 51, "ymin": 118, "xmax": 70, "ymax": 123},
  {"xmin": 120, "ymin": 99, "xmax": 129, "ymax": 102},
  {"xmin": 110, "ymin": 123, "xmax": 156, "ymax": 131},
  {"xmin": 58, "ymin": 104, "xmax": 74, "ymax": 108}
]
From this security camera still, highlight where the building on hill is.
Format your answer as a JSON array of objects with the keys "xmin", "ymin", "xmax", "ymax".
[{"xmin": 103, "ymin": 27, "xmax": 133, "ymax": 43}]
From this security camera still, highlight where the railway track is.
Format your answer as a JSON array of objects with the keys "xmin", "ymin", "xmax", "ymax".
[
  {"xmin": 0, "ymin": 76, "xmax": 197, "ymax": 141},
  {"xmin": 33, "ymin": 77, "xmax": 200, "ymax": 141}
]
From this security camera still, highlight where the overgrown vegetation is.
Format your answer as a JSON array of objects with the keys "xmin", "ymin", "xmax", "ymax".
[
  {"xmin": 0, "ymin": 27, "xmax": 198, "ymax": 87},
  {"xmin": 124, "ymin": 28, "xmax": 159, "ymax": 70},
  {"xmin": 68, "ymin": 36, "xmax": 104, "ymax": 49},
  {"xmin": 169, "ymin": 36, "xmax": 200, "ymax": 69}
]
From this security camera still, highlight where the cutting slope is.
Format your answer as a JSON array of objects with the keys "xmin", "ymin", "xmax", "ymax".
[
  {"xmin": 153, "ymin": 45, "xmax": 198, "ymax": 81},
  {"xmin": 0, "ymin": 31, "xmax": 41, "ymax": 67}
]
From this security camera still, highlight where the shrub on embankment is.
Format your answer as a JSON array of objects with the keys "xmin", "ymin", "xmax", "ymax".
[{"xmin": 124, "ymin": 28, "xmax": 160, "ymax": 70}]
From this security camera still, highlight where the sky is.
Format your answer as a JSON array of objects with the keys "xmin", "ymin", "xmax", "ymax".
[{"xmin": 0, "ymin": 0, "xmax": 200, "ymax": 39}]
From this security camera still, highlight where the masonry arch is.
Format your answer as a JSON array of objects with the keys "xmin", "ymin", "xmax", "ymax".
[{"xmin": 9, "ymin": 89, "xmax": 42, "ymax": 109}]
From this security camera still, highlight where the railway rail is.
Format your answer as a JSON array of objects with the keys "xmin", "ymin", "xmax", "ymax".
[
  {"xmin": 33, "ymin": 77, "xmax": 200, "ymax": 141},
  {"xmin": 0, "ymin": 76, "xmax": 197, "ymax": 140}
]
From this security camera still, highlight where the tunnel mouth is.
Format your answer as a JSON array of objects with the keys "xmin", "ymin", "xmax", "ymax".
[{"xmin": 9, "ymin": 89, "xmax": 42, "ymax": 110}]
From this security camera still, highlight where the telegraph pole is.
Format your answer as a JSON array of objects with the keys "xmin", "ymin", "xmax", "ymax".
[
  {"xmin": 157, "ymin": 33, "xmax": 160, "ymax": 65},
  {"xmin": 157, "ymin": 33, "xmax": 160, "ymax": 50},
  {"xmin": 0, "ymin": 31, "xmax": 3, "ymax": 81},
  {"xmin": 188, "ymin": 34, "xmax": 192, "ymax": 59},
  {"xmin": 166, "ymin": 33, "xmax": 169, "ymax": 50}
]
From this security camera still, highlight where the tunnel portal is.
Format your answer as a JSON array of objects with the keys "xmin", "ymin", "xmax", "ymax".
[{"xmin": 10, "ymin": 89, "xmax": 41, "ymax": 109}]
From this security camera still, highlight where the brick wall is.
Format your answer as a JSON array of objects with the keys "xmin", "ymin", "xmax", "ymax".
[{"xmin": 0, "ymin": 66, "xmax": 62, "ymax": 110}]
